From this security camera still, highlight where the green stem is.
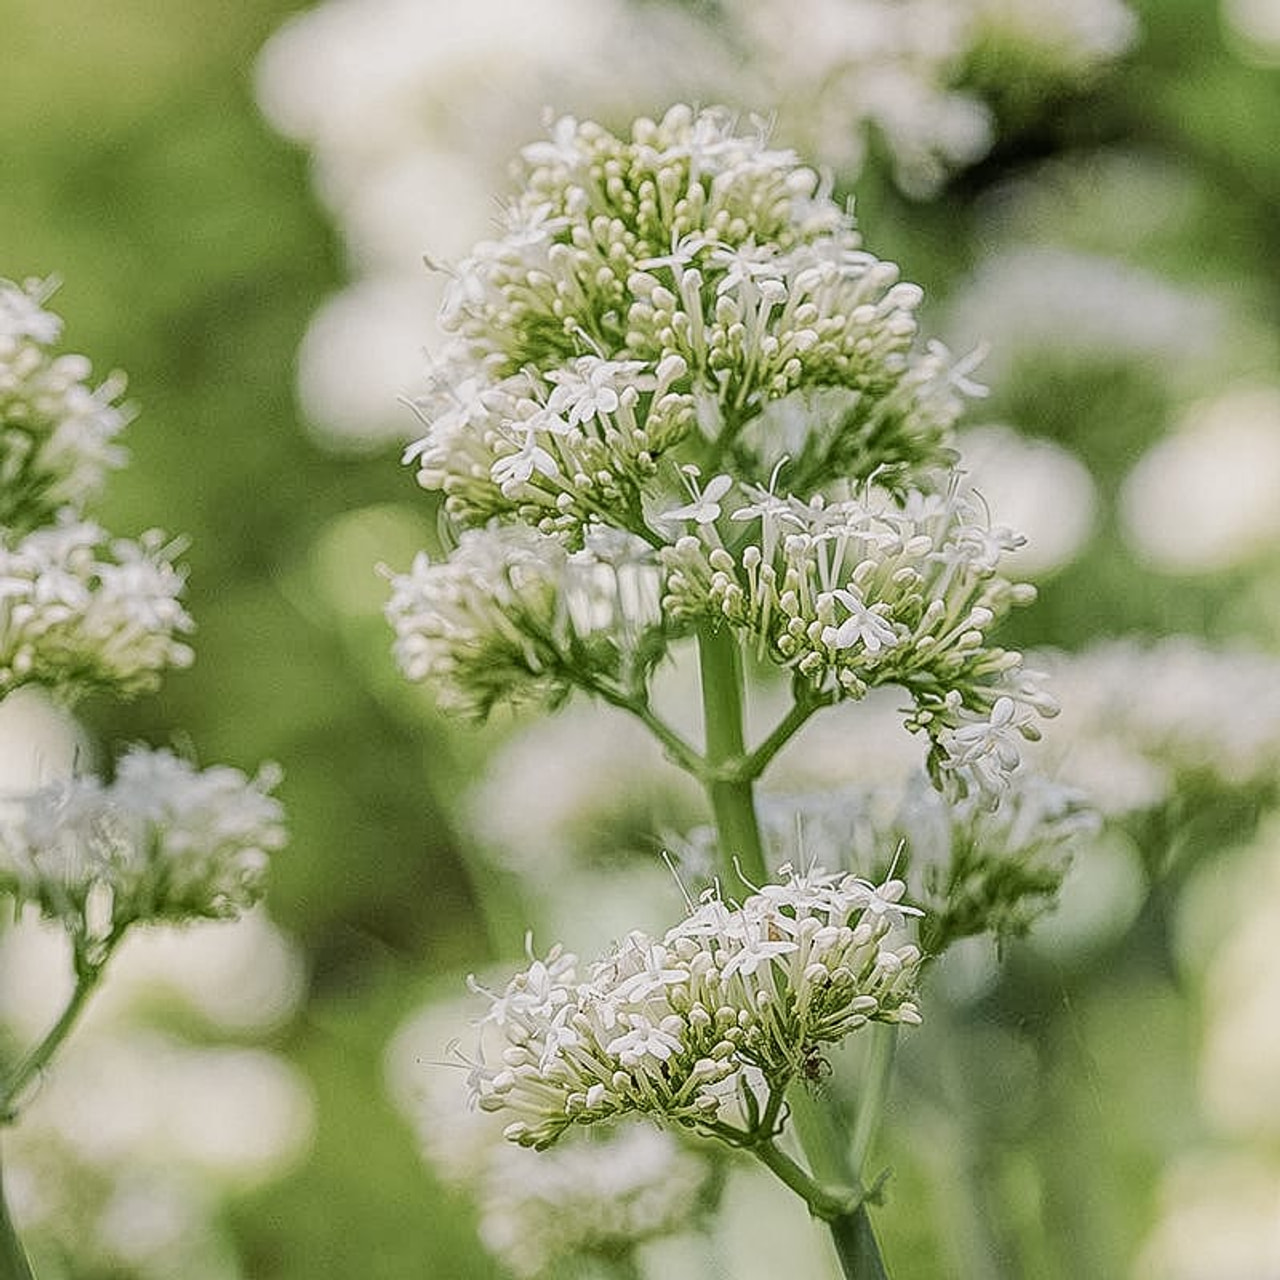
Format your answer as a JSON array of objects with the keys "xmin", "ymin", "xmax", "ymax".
[
  {"xmin": 694, "ymin": 625, "xmax": 894, "ymax": 1280},
  {"xmin": 743, "ymin": 687, "xmax": 830, "ymax": 781},
  {"xmin": 0, "ymin": 1145, "xmax": 35, "ymax": 1280},
  {"xmin": 828, "ymin": 1206, "xmax": 891, "ymax": 1280},
  {"xmin": 1, "ymin": 957, "xmax": 106, "ymax": 1125},
  {"xmin": 752, "ymin": 1139, "xmax": 858, "ymax": 1220},
  {"xmin": 580, "ymin": 676, "xmax": 706, "ymax": 780},
  {"xmin": 696, "ymin": 622, "xmax": 766, "ymax": 884}
]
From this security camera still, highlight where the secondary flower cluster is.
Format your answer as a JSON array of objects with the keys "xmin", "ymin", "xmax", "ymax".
[
  {"xmin": 405, "ymin": 106, "xmax": 976, "ymax": 543},
  {"xmin": 0, "ymin": 281, "xmax": 192, "ymax": 702},
  {"xmin": 480, "ymin": 1124, "xmax": 712, "ymax": 1277},
  {"xmin": 0, "ymin": 747, "xmax": 285, "ymax": 941},
  {"xmin": 0, "ymin": 279, "xmax": 128, "ymax": 533},
  {"xmin": 468, "ymin": 865, "xmax": 923, "ymax": 1150},
  {"xmin": 0, "ymin": 519, "xmax": 193, "ymax": 699},
  {"xmin": 661, "ymin": 481, "xmax": 1054, "ymax": 797},
  {"xmin": 756, "ymin": 771, "xmax": 1095, "ymax": 955},
  {"xmin": 385, "ymin": 524, "xmax": 664, "ymax": 715}
]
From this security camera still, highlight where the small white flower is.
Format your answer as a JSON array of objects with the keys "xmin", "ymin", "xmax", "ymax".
[
  {"xmin": 490, "ymin": 428, "xmax": 559, "ymax": 494},
  {"xmin": 661, "ymin": 473, "xmax": 732, "ymax": 526},
  {"xmin": 821, "ymin": 587, "xmax": 900, "ymax": 655}
]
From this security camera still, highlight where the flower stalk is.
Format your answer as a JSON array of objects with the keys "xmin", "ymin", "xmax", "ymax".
[
  {"xmin": 0, "ymin": 963, "xmax": 103, "ymax": 1127},
  {"xmin": 695, "ymin": 623, "xmax": 895, "ymax": 1279},
  {"xmin": 696, "ymin": 622, "xmax": 767, "ymax": 884}
]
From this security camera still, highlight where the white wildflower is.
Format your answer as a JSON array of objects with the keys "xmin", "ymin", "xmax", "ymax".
[
  {"xmin": 0, "ymin": 279, "xmax": 130, "ymax": 530},
  {"xmin": 0, "ymin": 518, "xmax": 193, "ymax": 700},
  {"xmin": 0, "ymin": 747, "xmax": 285, "ymax": 932},
  {"xmin": 467, "ymin": 865, "xmax": 923, "ymax": 1149}
]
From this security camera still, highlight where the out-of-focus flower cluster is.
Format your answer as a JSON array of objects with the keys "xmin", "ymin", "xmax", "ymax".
[
  {"xmin": 0, "ymin": 519, "xmax": 193, "ymax": 699},
  {"xmin": 0, "ymin": 281, "xmax": 193, "ymax": 703},
  {"xmin": 255, "ymin": 0, "xmax": 1137, "ymax": 449},
  {"xmin": 0, "ymin": 279, "xmax": 128, "ymax": 533},
  {"xmin": 0, "ymin": 910, "xmax": 312, "ymax": 1280},
  {"xmin": 468, "ymin": 865, "xmax": 922, "ymax": 1150},
  {"xmin": 1029, "ymin": 639, "xmax": 1280, "ymax": 817},
  {"xmin": 1134, "ymin": 815, "xmax": 1280, "ymax": 1278},
  {"xmin": 0, "ymin": 747, "xmax": 285, "ymax": 944}
]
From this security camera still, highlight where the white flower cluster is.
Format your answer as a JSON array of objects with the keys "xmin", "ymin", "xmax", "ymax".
[
  {"xmin": 0, "ymin": 278, "xmax": 128, "ymax": 532},
  {"xmin": 946, "ymin": 247, "xmax": 1229, "ymax": 393},
  {"xmin": 406, "ymin": 106, "xmax": 974, "ymax": 540},
  {"xmin": 661, "ymin": 482, "xmax": 1054, "ymax": 798},
  {"xmin": 1120, "ymin": 383, "xmax": 1280, "ymax": 574},
  {"xmin": 469, "ymin": 865, "xmax": 922, "ymax": 1150},
  {"xmin": 480, "ymin": 1124, "xmax": 712, "ymax": 1277},
  {"xmin": 385, "ymin": 523, "xmax": 663, "ymax": 715},
  {"xmin": 0, "ymin": 285, "xmax": 193, "ymax": 703},
  {"xmin": 0, "ymin": 519, "xmax": 193, "ymax": 699},
  {"xmin": 0, "ymin": 747, "xmax": 285, "ymax": 935}
]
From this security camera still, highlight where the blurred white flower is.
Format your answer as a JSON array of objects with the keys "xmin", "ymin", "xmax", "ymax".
[
  {"xmin": 1192, "ymin": 819, "xmax": 1280, "ymax": 1143},
  {"xmin": 958, "ymin": 425, "xmax": 1097, "ymax": 575},
  {"xmin": 296, "ymin": 276, "xmax": 441, "ymax": 450},
  {"xmin": 1028, "ymin": 639, "xmax": 1280, "ymax": 815},
  {"xmin": 1120, "ymin": 385, "xmax": 1280, "ymax": 574},
  {"xmin": 0, "ymin": 910, "xmax": 312, "ymax": 1280},
  {"xmin": 0, "ymin": 746, "xmax": 285, "ymax": 931},
  {"xmin": 386, "ymin": 990, "xmax": 717, "ymax": 1278},
  {"xmin": 947, "ymin": 247, "xmax": 1227, "ymax": 387},
  {"xmin": 1134, "ymin": 1151, "xmax": 1280, "ymax": 1280},
  {"xmin": 0, "ymin": 518, "xmax": 193, "ymax": 701},
  {"xmin": 1223, "ymin": 0, "xmax": 1280, "ymax": 64},
  {"xmin": 0, "ymin": 908, "xmax": 305, "ymax": 1042},
  {"xmin": 969, "ymin": 0, "xmax": 1138, "ymax": 72}
]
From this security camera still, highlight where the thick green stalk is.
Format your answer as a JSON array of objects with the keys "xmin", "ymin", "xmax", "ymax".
[
  {"xmin": 695, "ymin": 625, "xmax": 893, "ymax": 1280},
  {"xmin": 696, "ymin": 623, "xmax": 767, "ymax": 885},
  {"xmin": 0, "ymin": 1146, "xmax": 35, "ymax": 1280}
]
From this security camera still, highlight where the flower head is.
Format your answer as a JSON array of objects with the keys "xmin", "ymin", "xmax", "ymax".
[
  {"xmin": 466, "ymin": 865, "xmax": 922, "ymax": 1149},
  {"xmin": 402, "ymin": 107, "xmax": 977, "ymax": 543},
  {"xmin": 0, "ymin": 747, "xmax": 285, "ymax": 937},
  {"xmin": 0, "ymin": 279, "xmax": 130, "ymax": 533},
  {"xmin": 0, "ymin": 518, "xmax": 193, "ymax": 701}
]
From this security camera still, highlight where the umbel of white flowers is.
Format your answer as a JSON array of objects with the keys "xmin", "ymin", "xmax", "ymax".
[
  {"xmin": 467, "ymin": 865, "xmax": 922, "ymax": 1149},
  {"xmin": 0, "ymin": 278, "xmax": 194, "ymax": 701},
  {"xmin": 386, "ymin": 106, "xmax": 1056, "ymax": 801},
  {"xmin": 0, "ymin": 278, "xmax": 128, "ymax": 532},
  {"xmin": 0, "ymin": 747, "xmax": 285, "ymax": 946}
]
